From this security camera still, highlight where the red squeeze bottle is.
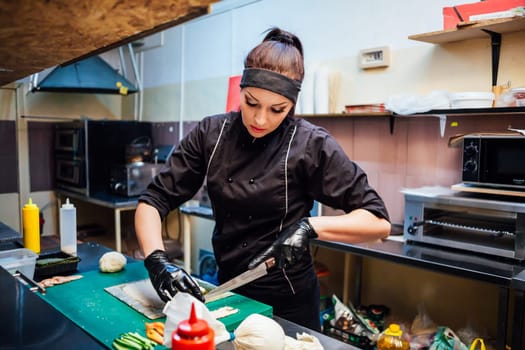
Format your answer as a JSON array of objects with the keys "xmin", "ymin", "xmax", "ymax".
[{"xmin": 172, "ymin": 302, "xmax": 215, "ymax": 350}]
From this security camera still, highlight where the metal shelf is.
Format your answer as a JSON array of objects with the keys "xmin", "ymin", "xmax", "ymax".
[
  {"xmin": 409, "ymin": 17, "xmax": 525, "ymax": 100},
  {"xmin": 408, "ymin": 17, "xmax": 525, "ymax": 44},
  {"xmin": 300, "ymin": 107, "xmax": 525, "ymax": 137}
]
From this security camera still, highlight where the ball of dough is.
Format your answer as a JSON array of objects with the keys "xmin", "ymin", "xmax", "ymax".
[
  {"xmin": 99, "ymin": 251, "xmax": 127, "ymax": 273},
  {"xmin": 233, "ymin": 314, "xmax": 285, "ymax": 350}
]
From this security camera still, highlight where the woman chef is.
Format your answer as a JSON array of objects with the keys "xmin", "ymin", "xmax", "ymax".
[{"xmin": 135, "ymin": 27, "xmax": 391, "ymax": 331}]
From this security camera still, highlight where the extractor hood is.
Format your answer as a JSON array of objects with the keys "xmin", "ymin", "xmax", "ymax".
[{"xmin": 32, "ymin": 56, "xmax": 138, "ymax": 95}]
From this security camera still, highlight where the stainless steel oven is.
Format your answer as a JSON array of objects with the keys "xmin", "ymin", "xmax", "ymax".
[
  {"xmin": 55, "ymin": 157, "xmax": 87, "ymax": 194},
  {"xmin": 55, "ymin": 121, "xmax": 88, "ymax": 194},
  {"xmin": 55, "ymin": 121, "xmax": 85, "ymax": 154}
]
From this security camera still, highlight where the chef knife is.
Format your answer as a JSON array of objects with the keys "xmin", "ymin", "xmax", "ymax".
[{"xmin": 204, "ymin": 257, "xmax": 275, "ymax": 302}]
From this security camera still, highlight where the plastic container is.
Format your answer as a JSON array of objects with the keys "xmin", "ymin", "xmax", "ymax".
[
  {"xmin": 376, "ymin": 324, "xmax": 410, "ymax": 350},
  {"xmin": 35, "ymin": 251, "xmax": 80, "ymax": 279},
  {"xmin": 172, "ymin": 302, "xmax": 215, "ymax": 350},
  {"xmin": 60, "ymin": 198, "xmax": 77, "ymax": 256},
  {"xmin": 0, "ymin": 248, "xmax": 38, "ymax": 278},
  {"xmin": 22, "ymin": 198, "xmax": 40, "ymax": 254},
  {"xmin": 511, "ymin": 87, "xmax": 525, "ymax": 107},
  {"xmin": 449, "ymin": 92, "xmax": 495, "ymax": 108}
]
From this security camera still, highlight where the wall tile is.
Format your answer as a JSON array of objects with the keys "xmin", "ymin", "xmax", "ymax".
[
  {"xmin": 0, "ymin": 121, "xmax": 18, "ymax": 194},
  {"xmin": 29, "ymin": 121, "xmax": 55, "ymax": 192}
]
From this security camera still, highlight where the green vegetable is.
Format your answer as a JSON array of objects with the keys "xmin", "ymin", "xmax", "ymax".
[
  {"xmin": 113, "ymin": 337, "xmax": 142, "ymax": 350},
  {"xmin": 112, "ymin": 341, "xmax": 129, "ymax": 350},
  {"xmin": 112, "ymin": 331, "xmax": 158, "ymax": 350}
]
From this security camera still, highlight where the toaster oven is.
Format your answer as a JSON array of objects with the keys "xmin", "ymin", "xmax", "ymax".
[
  {"xmin": 403, "ymin": 187, "xmax": 525, "ymax": 261},
  {"xmin": 109, "ymin": 163, "xmax": 164, "ymax": 197}
]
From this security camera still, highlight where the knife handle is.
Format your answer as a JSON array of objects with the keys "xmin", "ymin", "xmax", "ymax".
[{"xmin": 265, "ymin": 257, "xmax": 276, "ymax": 269}]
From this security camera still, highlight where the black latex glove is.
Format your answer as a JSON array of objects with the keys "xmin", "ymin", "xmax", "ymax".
[
  {"xmin": 248, "ymin": 218, "xmax": 318, "ymax": 270},
  {"xmin": 144, "ymin": 249, "xmax": 204, "ymax": 303}
]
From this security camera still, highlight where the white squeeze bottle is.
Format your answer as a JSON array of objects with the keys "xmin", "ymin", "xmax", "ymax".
[{"xmin": 60, "ymin": 198, "xmax": 77, "ymax": 256}]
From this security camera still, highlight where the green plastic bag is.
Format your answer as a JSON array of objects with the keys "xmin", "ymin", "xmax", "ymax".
[{"xmin": 430, "ymin": 327, "xmax": 469, "ymax": 350}]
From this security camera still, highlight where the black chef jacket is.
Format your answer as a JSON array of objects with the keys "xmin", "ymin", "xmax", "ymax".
[{"xmin": 139, "ymin": 111, "xmax": 389, "ymax": 296}]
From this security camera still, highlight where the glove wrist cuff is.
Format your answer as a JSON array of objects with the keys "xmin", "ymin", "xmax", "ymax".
[
  {"xmin": 304, "ymin": 218, "xmax": 318, "ymax": 239},
  {"xmin": 144, "ymin": 249, "xmax": 168, "ymax": 270}
]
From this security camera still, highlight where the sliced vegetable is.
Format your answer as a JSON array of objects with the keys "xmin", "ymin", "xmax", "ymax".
[
  {"xmin": 145, "ymin": 322, "xmax": 165, "ymax": 345},
  {"xmin": 114, "ymin": 337, "xmax": 142, "ymax": 350},
  {"xmin": 112, "ymin": 331, "xmax": 158, "ymax": 350}
]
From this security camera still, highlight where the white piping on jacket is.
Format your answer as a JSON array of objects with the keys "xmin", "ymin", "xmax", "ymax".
[
  {"xmin": 280, "ymin": 124, "xmax": 298, "ymax": 294},
  {"xmin": 206, "ymin": 118, "xmax": 228, "ymax": 175}
]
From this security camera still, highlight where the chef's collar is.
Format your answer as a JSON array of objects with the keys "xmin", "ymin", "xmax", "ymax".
[
  {"xmin": 240, "ymin": 68, "xmax": 301, "ymax": 104},
  {"xmin": 237, "ymin": 114, "xmax": 292, "ymax": 148}
]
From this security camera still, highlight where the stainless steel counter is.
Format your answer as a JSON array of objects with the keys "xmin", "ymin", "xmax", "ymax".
[{"xmin": 312, "ymin": 237, "xmax": 525, "ymax": 350}]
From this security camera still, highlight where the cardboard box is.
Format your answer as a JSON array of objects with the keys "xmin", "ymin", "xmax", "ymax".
[
  {"xmin": 443, "ymin": 0, "xmax": 525, "ymax": 29},
  {"xmin": 226, "ymin": 75, "xmax": 241, "ymax": 112}
]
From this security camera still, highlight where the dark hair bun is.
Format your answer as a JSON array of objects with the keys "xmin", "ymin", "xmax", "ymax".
[{"xmin": 263, "ymin": 27, "xmax": 303, "ymax": 57}]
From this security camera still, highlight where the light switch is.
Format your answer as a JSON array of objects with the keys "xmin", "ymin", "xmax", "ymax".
[{"xmin": 359, "ymin": 46, "xmax": 391, "ymax": 69}]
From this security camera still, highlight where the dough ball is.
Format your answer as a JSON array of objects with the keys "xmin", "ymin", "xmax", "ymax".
[
  {"xmin": 233, "ymin": 314, "xmax": 285, "ymax": 350},
  {"xmin": 99, "ymin": 251, "xmax": 127, "ymax": 273}
]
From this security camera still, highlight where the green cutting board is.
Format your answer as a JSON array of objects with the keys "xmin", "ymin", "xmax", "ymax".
[{"xmin": 39, "ymin": 261, "xmax": 272, "ymax": 348}]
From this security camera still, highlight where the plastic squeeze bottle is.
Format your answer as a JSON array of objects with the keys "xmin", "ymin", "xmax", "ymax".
[
  {"xmin": 23, "ymin": 198, "xmax": 40, "ymax": 254},
  {"xmin": 376, "ymin": 324, "xmax": 410, "ymax": 350},
  {"xmin": 60, "ymin": 198, "xmax": 77, "ymax": 256},
  {"xmin": 172, "ymin": 303, "xmax": 215, "ymax": 350}
]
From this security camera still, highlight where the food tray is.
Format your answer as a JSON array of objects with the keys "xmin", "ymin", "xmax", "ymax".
[{"xmin": 35, "ymin": 251, "xmax": 80, "ymax": 278}]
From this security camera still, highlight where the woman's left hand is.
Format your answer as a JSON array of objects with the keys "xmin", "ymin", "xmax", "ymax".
[{"xmin": 248, "ymin": 218, "xmax": 318, "ymax": 270}]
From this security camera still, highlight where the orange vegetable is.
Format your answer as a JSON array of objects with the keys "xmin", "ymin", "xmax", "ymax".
[{"xmin": 145, "ymin": 322, "xmax": 165, "ymax": 345}]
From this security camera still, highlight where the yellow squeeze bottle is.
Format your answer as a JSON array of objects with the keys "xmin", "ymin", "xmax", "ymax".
[{"xmin": 23, "ymin": 198, "xmax": 40, "ymax": 254}]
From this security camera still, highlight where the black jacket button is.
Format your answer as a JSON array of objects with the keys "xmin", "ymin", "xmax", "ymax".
[
  {"xmin": 249, "ymin": 178, "xmax": 255, "ymax": 184},
  {"xmin": 227, "ymin": 177, "xmax": 233, "ymax": 183},
  {"xmin": 242, "ymin": 242, "xmax": 248, "ymax": 248}
]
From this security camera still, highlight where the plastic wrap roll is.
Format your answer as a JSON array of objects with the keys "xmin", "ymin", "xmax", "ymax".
[{"xmin": 300, "ymin": 70, "xmax": 315, "ymax": 114}]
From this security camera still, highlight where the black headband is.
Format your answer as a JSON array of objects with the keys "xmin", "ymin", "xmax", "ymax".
[{"xmin": 240, "ymin": 68, "xmax": 302, "ymax": 103}]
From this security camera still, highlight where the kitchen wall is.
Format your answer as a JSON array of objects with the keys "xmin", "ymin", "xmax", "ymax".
[
  {"xmin": 132, "ymin": 0, "xmax": 525, "ymax": 121},
  {"xmin": 0, "ymin": 51, "xmax": 131, "ymax": 233}
]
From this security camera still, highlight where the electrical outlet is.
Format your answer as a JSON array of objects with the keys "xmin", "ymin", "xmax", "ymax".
[{"xmin": 359, "ymin": 46, "xmax": 391, "ymax": 69}]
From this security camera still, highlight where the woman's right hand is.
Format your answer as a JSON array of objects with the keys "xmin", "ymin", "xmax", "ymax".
[{"xmin": 144, "ymin": 249, "xmax": 204, "ymax": 302}]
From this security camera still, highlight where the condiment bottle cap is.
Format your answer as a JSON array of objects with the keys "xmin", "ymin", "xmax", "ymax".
[
  {"xmin": 25, "ymin": 198, "xmax": 38, "ymax": 208},
  {"xmin": 176, "ymin": 303, "xmax": 210, "ymax": 338},
  {"xmin": 384, "ymin": 323, "xmax": 403, "ymax": 336}
]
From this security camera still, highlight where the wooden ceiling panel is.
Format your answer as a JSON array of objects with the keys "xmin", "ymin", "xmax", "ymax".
[{"xmin": 0, "ymin": 0, "xmax": 215, "ymax": 87}]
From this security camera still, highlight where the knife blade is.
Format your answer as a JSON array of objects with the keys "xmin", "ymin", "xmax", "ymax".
[{"xmin": 204, "ymin": 257, "xmax": 275, "ymax": 302}]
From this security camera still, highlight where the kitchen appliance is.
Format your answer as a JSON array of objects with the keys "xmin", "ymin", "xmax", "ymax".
[
  {"xmin": 462, "ymin": 134, "xmax": 525, "ymax": 191},
  {"xmin": 403, "ymin": 187, "xmax": 525, "ymax": 260},
  {"xmin": 54, "ymin": 120, "xmax": 88, "ymax": 194},
  {"xmin": 55, "ymin": 120, "xmax": 153, "ymax": 196},
  {"xmin": 109, "ymin": 162, "xmax": 163, "ymax": 197},
  {"xmin": 125, "ymin": 136, "xmax": 152, "ymax": 164},
  {"xmin": 34, "ymin": 56, "xmax": 138, "ymax": 95}
]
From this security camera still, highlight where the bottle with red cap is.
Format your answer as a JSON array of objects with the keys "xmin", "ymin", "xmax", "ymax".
[{"xmin": 172, "ymin": 302, "xmax": 215, "ymax": 350}]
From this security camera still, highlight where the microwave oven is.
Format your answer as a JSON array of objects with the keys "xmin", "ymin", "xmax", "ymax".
[
  {"xmin": 462, "ymin": 135, "xmax": 525, "ymax": 190},
  {"xmin": 55, "ymin": 120, "xmax": 85, "ymax": 154}
]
